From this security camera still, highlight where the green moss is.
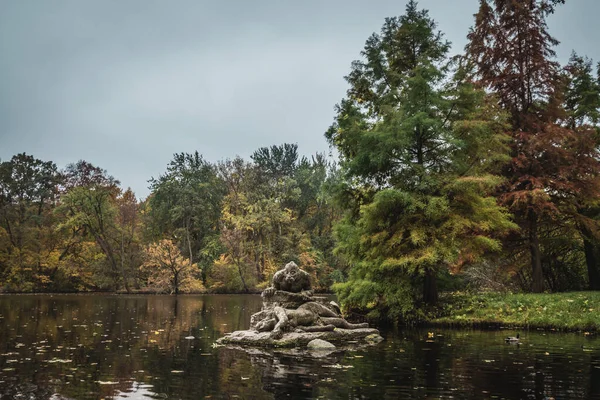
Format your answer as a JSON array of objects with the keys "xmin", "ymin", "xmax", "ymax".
[{"xmin": 430, "ymin": 291, "xmax": 600, "ymax": 331}]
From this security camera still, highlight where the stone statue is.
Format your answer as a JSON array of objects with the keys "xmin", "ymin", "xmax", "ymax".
[
  {"xmin": 260, "ymin": 261, "xmax": 313, "ymax": 309},
  {"xmin": 267, "ymin": 261, "xmax": 311, "ymax": 294},
  {"xmin": 254, "ymin": 302, "xmax": 369, "ymax": 339},
  {"xmin": 217, "ymin": 261, "xmax": 382, "ymax": 348}
]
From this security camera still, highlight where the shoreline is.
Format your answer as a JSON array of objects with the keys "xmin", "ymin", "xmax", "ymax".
[
  {"xmin": 426, "ymin": 291, "xmax": 600, "ymax": 333},
  {"xmin": 2, "ymin": 290, "xmax": 598, "ymax": 333}
]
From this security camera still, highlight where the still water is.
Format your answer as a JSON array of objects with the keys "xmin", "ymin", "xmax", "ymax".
[{"xmin": 0, "ymin": 294, "xmax": 599, "ymax": 399}]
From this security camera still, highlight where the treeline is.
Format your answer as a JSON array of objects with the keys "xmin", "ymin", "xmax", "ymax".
[
  {"xmin": 2, "ymin": 0, "xmax": 600, "ymax": 323},
  {"xmin": 0, "ymin": 147, "xmax": 343, "ymax": 293}
]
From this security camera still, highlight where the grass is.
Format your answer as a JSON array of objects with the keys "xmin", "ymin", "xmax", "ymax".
[{"xmin": 429, "ymin": 291, "xmax": 600, "ymax": 332}]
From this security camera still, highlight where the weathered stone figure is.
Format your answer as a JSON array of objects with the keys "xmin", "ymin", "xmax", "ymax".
[
  {"xmin": 260, "ymin": 261, "xmax": 314, "ymax": 309},
  {"xmin": 268, "ymin": 261, "xmax": 311, "ymax": 294},
  {"xmin": 217, "ymin": 261, "xmax": 382, "ymax": 348},
  {"xmin": 255, "ymin": 302, "xmax": 369, "ymax": 339},
  {"xmin": 252, "ymin": 261, "xmax": 367, "ymax": 338}
]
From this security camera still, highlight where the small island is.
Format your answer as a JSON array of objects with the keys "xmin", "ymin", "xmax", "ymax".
[{"xmin": 217, "ymin": 262, "xmax": 383, "ymax": 348}]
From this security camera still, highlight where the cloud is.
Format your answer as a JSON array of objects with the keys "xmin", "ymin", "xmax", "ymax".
[{"xmin": 1, "ymin": 0, "xmax": 598, "ymax": 198}]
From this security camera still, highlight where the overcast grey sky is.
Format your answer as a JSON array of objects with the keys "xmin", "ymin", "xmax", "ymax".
[{"xmin": 1, "ymin": 1, "xmax": 598, "ymax": 198}]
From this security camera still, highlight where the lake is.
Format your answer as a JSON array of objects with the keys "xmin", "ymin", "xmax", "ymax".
[{"xmin": 0, "ymin": 294, "xmax": 599, "ymax": 399}]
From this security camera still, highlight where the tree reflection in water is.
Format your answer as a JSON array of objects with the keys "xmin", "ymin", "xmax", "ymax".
[{"xmin": 0, "ymin": 294, "xmax": 599, "ymax": 399}]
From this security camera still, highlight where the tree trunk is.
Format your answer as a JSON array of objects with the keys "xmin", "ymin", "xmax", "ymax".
[
  {"xmin": 580, "ymin": 223, "xmax": 600, "ymax": 290},
  {"xmin": 583, "ymin": 237, "xmax": 600, "ymax": 290},
  {"xmin": 529, "ymin": 212, "xmax": 544, "ymax": 293},
  {"xmin": 174, "ymin": 271, "xmax": 179, "ymax": 295},
  {"xmin": 186, "ymin": 224, "xmax": 194, "ymax": 267},
  {"xmin": 423, "ymin": 266, "xmax": 438, "ymax": 305},
  {"xmin": 236, "ymin": 258, "xmax": 249, "ymax": 293}
]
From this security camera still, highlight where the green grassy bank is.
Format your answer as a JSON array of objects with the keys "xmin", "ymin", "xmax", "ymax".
[{"xmin": 429, "ymin": 292, "xmax": 600, "ymax": 332}]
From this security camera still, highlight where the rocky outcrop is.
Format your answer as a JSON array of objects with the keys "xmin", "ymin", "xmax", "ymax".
[{"xmin": 217, "ymin": 261, "xmax": 383, "ymax": 348}]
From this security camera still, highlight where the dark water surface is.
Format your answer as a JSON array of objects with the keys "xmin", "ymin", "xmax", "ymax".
[{"xmin": 0, "ymin": 294, "xmax": 599, "ymax": 399}]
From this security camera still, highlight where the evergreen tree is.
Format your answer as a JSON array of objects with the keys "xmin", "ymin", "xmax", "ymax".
[{"xmin": 326, "ymin": 1, "xmax": 515, "ymax": 319}]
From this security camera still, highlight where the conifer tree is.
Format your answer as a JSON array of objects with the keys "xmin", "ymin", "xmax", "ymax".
[
  {"xmin": 326, "ymin": 1, "xmax": 515, "ymax": 319},
  {"xmin": 466, "ymin": 0, "xmax": 600, "ymax": 292},
  {"xmin": 563, "ymin": 53, "xmax": 600, "ymax": 289}
]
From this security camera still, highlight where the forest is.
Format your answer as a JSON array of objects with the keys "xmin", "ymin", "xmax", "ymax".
[{"xmin": 1, "ymin": 0, "xmax": 600, "ymax": 323}]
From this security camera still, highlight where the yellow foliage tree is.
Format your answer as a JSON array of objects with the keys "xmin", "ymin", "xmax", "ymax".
[{"xmin": 141, "ymin": 239, "xmax": 203, "ymax": 294}]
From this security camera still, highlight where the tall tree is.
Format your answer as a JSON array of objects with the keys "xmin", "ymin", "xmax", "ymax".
[
  {"xmin": 466, "ymin": 0, "xmax": 600, "ymax": 292},
  {"xmin": 563, "ymin": 52, "xmax": 600, "ymax": 289},
  {"xmin": 116, "ymin": 188, "xmax": 143, "ymax": 290},
  {"xmin": 564, "ymin": 53, "xmax": 600, "ymax": 129},
  {"xmin": 147, "ymin": 152, "xmax": 225, "ymax": 284},
  {"xmin": 326, "ymin": 1, "xmax": 515, "ymax": 319},
  {"xmin": 0, "ymin": 153, "xmax": 62, "ymax": 289},
  {"xmin": 251, "ymin": 143, "xmax": 299, "ymax": 182},
  {"xmin": 56, "ymin": 162, "xmax": 131, "ymax": 291},
  {"xmin": 217, "ymin": 153, "xmax": 301, "ymax": 290}
]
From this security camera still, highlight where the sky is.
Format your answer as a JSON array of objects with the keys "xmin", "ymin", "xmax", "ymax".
[{"xmin": 1, "ymin": 0, "xmax": 599, "ymax": 199}]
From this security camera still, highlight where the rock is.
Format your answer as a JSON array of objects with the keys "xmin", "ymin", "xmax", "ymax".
[
  {"xmin": 217, "ymin": 327, "xmax": 381, "ymax": 348},
  {"xmin": 218, "ymin": 261, "xmax": 382, "ymax": 349},
  {"xmin": 365, "ymin": 334, "xmax": 384, "ymax": 343},
  {"xmin": 307, "ymin": 339, "xmax": 336, "ymax": 349}
]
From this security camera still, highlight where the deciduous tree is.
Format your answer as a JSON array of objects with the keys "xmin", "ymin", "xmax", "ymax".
[
  {"xmin": 466, "ymin": 0, "xmax": 600, "ymax": 292},
  {"xmin": 141, "ymin": 239, "xmax": 201, "ymax": 294}
]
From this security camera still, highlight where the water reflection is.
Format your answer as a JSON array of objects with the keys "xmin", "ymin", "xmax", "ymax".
[{"xmin": 0, "ymin": 294, "xmax": 599, "ymax": 399}]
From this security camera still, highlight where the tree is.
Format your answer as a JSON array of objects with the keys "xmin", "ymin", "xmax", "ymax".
[
  {"xmin": 293, "ymin": 154, "xmax": 343, "ymax": 290},
  {"xmin": 56, "ymin": 162, "xmax": 131, "ymax": 292},
  {"xmin": 141, "ymin": 239, "xmax": 201, "ymax": 294},
  {"xmin": 466, "ymin": 0, "xmax": 600, "ymax": 292},
  {"xmin": 216, "ymin": 155, "xmax": 300, "ymax": 291},
  {"xmin": 0, "ymin": 153, "xmax": 62, "ymax": 289},
  {"xmin": 116, "ymin": 188, "xmax": 143, "ymax": 290},
  {"xmin": 564, "ymin": 53, "xmax": 600, "ymax": 129},
  {"xmin": 563, "ymin": 53, "xmax": 600, "ymax": 290},
  {"xmin": 250, "ymin": 143, "xmax": 299, "ymax": 182},
  {"xmin": 147, "ymin": 152, "xmax": 225, "ymax": 284},
  {"xmin": 326, "ymin": 1, "xmax": 515, "ymax": 319}
]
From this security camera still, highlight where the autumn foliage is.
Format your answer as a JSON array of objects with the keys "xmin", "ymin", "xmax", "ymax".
[{"xmin": 0, "ymin": 0, "xmax": 599, "ymax": 324}]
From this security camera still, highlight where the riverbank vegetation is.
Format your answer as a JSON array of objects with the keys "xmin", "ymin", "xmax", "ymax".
[
  {"xmin": 431, "ymin": 292, "xmax": 600, "ymax": 332},
  {"xmin": 2, "ymin": 1, "xmax": 600, "ymax": 327}
]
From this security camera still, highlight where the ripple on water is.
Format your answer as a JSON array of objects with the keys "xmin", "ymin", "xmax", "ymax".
[{"xmin": 0, "ymin": 294, "xmax": 599, "ymax": 399}]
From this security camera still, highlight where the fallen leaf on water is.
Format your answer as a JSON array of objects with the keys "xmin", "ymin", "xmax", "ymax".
[{"xmin": 46, "ymin": 358, "xmax": 72, "ymax": 364}]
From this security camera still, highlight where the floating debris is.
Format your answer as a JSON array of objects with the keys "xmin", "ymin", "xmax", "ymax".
[{"xmin": 46, "ymin": 358, "xmax": 72, "ymax": 364}]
